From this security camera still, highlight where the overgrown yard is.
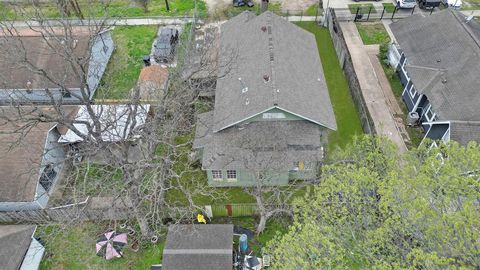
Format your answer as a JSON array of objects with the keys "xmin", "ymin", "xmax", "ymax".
[
  {"xmin": 296, "ymin": 22, "xmax": 363, "ymax": 150},
  {"xmin": 348, "ymin": 3, "xmax": 376, "ymax": 14},
  {"xmin": 38, "ymin": 223, "xmax": 164, "ymax": 270},
  {"xmin": 378, "ymin": 45, "xmax": 424, "ymax": 148},
  {"xmin": 0, "ymin": 0, "xmax": 207, "ymax": 19},
  {"xmin": 462, "ymin": 0, "xmax": 480, "ymax": 9},
  {"xmin": 94, "ymin": 26, "xmax": 158, "ymax": 100},
  {"xmin": 356, "ymin": 22, "xmax": 391, "ymax": 45}
]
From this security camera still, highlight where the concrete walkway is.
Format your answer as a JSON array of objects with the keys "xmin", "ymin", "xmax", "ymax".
[{"xmin": 339, "ymin": 21, "xmax": 408, "ymax": 153}]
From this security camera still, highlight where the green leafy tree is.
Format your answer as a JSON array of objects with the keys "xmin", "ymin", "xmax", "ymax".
[{"xmin": 266, "ymin": 136, "xmax": 480, "ymax": 269}]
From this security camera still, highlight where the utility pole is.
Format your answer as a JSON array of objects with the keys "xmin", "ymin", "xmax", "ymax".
[{"xmin": 165, "ymin": 0, "xmax": 170, "ymax": 11}]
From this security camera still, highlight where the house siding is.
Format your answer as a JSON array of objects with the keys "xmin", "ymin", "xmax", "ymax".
[{"xmin": 207, "ymin": 169, "xmax": 289, "ymax": 187}]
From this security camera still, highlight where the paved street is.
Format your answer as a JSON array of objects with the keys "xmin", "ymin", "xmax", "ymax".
[{"xmin": 339, "ymin": 21, "xmax": 408, "ymax": 152}]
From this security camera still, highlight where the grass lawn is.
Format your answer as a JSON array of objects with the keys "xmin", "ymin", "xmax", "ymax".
[
  {"xmin": 38, "ymin": 223, "xmax": 164, "ymax": 270},
  {"xmin": 348, "ymin": 3, "xmax": 376, "ymax": 14},
  {"xmin": 304, "ymin": 4, "xmax": 322, "ymax": 16},
  {"xmin": 94, "ymin": 26, "xmax": 158, "ymax": 100},
  {"xmin": 382, "ymin": 2, "xmax": 397, "ymax": 12},
  {"xmin": 356, "ymin": 22, "xmax": 391, "ymax": 45},
  {"xmin": 462, "ymin": 0, "xmax": 480, "ymax": 9},
  {"xmin": 211, "ymin": 217, "xmax": 290, "ymax": 255},
  {"xmin": 0, "ymin": 0, "xmax": 207, "ymax": 19},
  {"xmin": 296, "ymin": 22, "xmax": 363, "ymax": 150}
]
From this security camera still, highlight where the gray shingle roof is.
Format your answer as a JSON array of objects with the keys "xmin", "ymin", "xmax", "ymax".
[
  {"xmin": 449, "ymin": 121, "xmax": 480, "ymax": 145},
  {"xmin": 195, "ymin": 111, "xmax": 324, "ymax": 170},
  {"xmin": 213, "ymin": 11, "xmax": 336, "ymax": 131},
  {"xmin": 390, "ymin": 10, "xmax": 480, "ymax": 121},
  {"xmin": 0, "ymin": 225, "xmax": 35, "ymax": 270},
  {"xmin": 162, "ymin": 224, "xmax": 233, "ymax": 270}
]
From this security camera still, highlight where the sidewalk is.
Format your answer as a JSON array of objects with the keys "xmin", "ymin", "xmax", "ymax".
[{"xmin": 339, "ymin": 21, "xmax": 408, "ymax": 153}]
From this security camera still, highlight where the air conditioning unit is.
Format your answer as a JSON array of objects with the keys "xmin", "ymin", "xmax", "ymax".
[{"xmin": 407, "ymin": 111, "xmax": 420, "ymax": 126}]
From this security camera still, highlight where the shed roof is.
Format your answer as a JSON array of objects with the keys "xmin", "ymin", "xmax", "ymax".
[
  {"xmin": 0, "ymin": 225, "xmax": 35, "ymax": 270},
  {"xmin": 213, "ymin": 11, "xmax": 336, "ymax": 131},
  {"xmin": 162, "ymin": 224, "xmax": 233, "ymax": 270},
  {"xmin": 195, "ymin": 111, "xmax": 324, "ymax": 170},
  {"xmin": 390, "ymin": 10, "xmax": 480, "ymax": 121},
  {"xmin": 58, "ymin": 104, "xmax": 151, "ymax": 143}
]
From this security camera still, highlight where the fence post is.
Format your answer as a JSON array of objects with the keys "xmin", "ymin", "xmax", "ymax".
[
  {"xmin": 354, "ymin": 7, "xmax": 360, "ymax": 22},
  {"xmin": 411, "ymin": 5, "xmax": 416, "ymax": 14},
  {"xmin": 367, "ymin": 6, "xmax": 372, "ymax": 20},
  {"xmin": 391, "ymin": 6, "xmax": 397, "ymax": 19},
  {"xmin": 381, "ymin": 7, "xmax": 385, "ymax": 20},
  {"xmin": 315, "ymin": 4, "xmax": 319, "ymax": 22},
  {"xmin": 430, "ymin": 7, "xmax": 434, "ymax": 15}
]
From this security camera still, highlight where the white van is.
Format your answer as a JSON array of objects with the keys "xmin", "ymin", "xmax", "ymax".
[
  {"xmin": 396, "ymin": 0, "xmax": 417, "ymax": 8},
  {"xmin": 442, "ymin": 0, "xmax": 462, "ymax": 9}
]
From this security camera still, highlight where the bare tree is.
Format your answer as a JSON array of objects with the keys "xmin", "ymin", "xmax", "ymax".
[{"xmin": 0, "ymin": 7, "xmax": 225, "ymax": 241}]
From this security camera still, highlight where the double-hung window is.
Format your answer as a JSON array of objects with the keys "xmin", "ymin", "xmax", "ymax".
[
  {"xmin": 226, "ymin": 170, "xmax": 237, "ymax": 182},
  {"xmin": 212, "ymin": 170, "xmax": 223, "ymax": 181}
]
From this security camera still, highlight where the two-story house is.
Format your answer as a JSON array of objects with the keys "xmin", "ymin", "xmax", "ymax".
[
  {"xmin": 388, "ymin": 10, "xmax": 480, "ymax": 145},
  {"xmin": 193, "ymin": 11, "xmax": 337, "ymax": 187}
]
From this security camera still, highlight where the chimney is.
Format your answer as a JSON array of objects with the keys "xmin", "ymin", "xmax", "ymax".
[{"xmin": 261, "ymin": 0, "xmax": 269, "ymax": 13}]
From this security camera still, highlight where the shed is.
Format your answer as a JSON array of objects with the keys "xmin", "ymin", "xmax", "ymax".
[{"xmin": 162, "ymin": 224, "xmax": 233, "ymax": 270}]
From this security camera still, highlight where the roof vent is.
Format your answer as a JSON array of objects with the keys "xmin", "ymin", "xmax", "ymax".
[
  {"xmin": 436, "ymin": 59, "xmax": 441, "ymax": 63},
  {"xmin": 442, "ymin": 79, "xmax": 447, "ymax": 84},
  {"xmin": 246, "ymin": 98, "xmax": 250, "ymax": 105},
  {"xmin": 276, "ymin": 89, "xmax": 280, "ymax": 93},
  {"xmin": 261, "ymin": 26, "xmax": 267, "ymax": 32},
  {"xmin": 273, "ymin": 103, "xmax": 278, "ymax": 106},
  {"xmin": 242, "ymin": 87, "xmax": 248, "ymax": 93},
  {"xmin": 263, "ymin": 75, "xmax": 270, "ymax": 83}
]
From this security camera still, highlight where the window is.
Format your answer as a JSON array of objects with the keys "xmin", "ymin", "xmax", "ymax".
[
  {"xmin": 226, "ymin": 170, "xmax": 237, "ymax": 181},
  {"xmin": 39, "ymin": 165, "xmax": 57, "ymax": 192},
  {"xmin": 212, "ymin": 170, "xmax": 223, "ymax": 181},
  {"xmin": 409, "ymin": 85, "xmax": 417, "ymax": 99},
  {"xmin": 424, "ymin": 105, "xmax": 436, "ymax": 122},
  {"xmin": 262, "ymin": 113, "xmax": 285, "ymax": 119}
]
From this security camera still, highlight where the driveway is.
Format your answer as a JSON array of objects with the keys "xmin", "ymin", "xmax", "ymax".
[{"xmin": 339, "ymin": 21, "xmax": 408, "ymax": 152}]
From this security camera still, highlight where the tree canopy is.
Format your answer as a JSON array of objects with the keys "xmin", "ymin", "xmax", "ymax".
[{"xmin": 266, "ymin": 136, "xmax": 480, "ymax": 269}]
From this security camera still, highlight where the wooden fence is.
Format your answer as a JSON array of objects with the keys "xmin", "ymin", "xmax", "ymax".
[{"xmin": 0, "ymin": 198, "xmax": 263, "ymax": 224}]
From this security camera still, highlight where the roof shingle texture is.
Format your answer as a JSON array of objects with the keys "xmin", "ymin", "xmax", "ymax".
[
  {"xmin": 390, "ymin": 10, "xmax": 480, "ymax": 121},
  {"xmin": 162, "ymin": 224, "xmax": 233, "ymax": 270},
  {"xmin": 0, "ymin": 225, "xmax": 35, "ymax": 270},
  {"xmin": 213, "ymin": 11, "xmax": 336, "ymax": 131},
  {"xmin": 195, "ymin": 111, "xmax": 324, "ymax": 170}
]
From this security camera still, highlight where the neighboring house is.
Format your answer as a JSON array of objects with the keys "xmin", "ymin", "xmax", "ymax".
[
  {"xmin": 0, "ymin": 107, "xmax": 70, "ymax": 211},
  {"xmin": 0, "ymin": 27, "xmax": 114, "ymax": 104},
  {"xmin": 0, "ymin": 225, "xmax": 44, "ymax": 270},
  {"xmin": 193, "ymin": 11, "xmax": 337, "ymax": 187},
  {"xmin": 388, "ymin": 10, "xmax": 480, "ymax": 145},
  {"xmin": 160, "ymin": 224, "xmax": 233, "ymax": 270}
]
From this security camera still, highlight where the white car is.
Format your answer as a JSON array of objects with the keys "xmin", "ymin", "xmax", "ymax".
[
  {"xmin": 396, "ymin": 0, "xmax": 417, "ymax": 8},
  {"xmin": 442, "ymin": 0, "xmax": 462, "ymax": 9}
]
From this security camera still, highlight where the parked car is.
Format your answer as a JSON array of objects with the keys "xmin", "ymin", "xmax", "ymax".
[
  {"xmin": 442, "ymin": 0, "xmax": 462, "ymax": 9},
  {"xmin": 233, "ymin": 0, "xmax": 254, "ymax": 7},
  {"xmin": 396, "ymin": 0, "xmax": 417, "ymax": 8},
  {"xmin": 154, "ymin": 28, "xmax": 179, "ymax": 64},
  {"xmin": 417, "ymin": 0, "xmax": 441, "ymax": 9}
]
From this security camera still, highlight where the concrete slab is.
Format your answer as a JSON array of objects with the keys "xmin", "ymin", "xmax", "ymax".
[{"xmin": 339, "ymin": 21, "xmax": 408, "ymax": 152}]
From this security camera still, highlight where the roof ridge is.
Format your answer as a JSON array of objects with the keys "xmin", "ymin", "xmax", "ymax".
[
  {"xmin": 450, "ymin": 10, "xmax": 480, "ymax": 50},
  {"xmin": 266, "ymin": 12, "xmax": 278, "ymax": 106}
]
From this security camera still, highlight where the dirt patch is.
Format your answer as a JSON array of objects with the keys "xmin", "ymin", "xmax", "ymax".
[{"xmin": 205, "ymin": 0, "xmax": 319, "ymax": 14}]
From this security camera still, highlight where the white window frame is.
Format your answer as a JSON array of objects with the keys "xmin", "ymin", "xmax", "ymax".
[
  {"xmin": 424, "ymin": 104, "xmax": 436, "ymax": 122},
  {"xmin": 226, "ymin": 170, "xmax": 237, "ymax": 182},
  {"xmin": 212, "ymin": 170, "xmax": 223, "ymax": 181},
  {"xmin": 408, "ymin": 83, "xmax": 417, "ymax": 99}
]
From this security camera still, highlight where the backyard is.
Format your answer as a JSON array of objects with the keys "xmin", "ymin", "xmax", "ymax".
[
  {"xmin": 348, "ymin": 3, "xmax": 376, "ymax": 14},
  {"xmin": 94, "ymin": 25, "xmax": 158, "ymax": 100},
  {"xmin": 296, "ymin": 22, "xmax": 363, "ymax": 150},
  {"xmin": 356, "ymin": 22, "xmax": 391, "ymax": 45},
  {"xmin": 37, "ymin": 217, "xmax": 287, "ymax": 269},
  {"xmin": 0, "ymin": 0, "xmax": 207, "ymax": 19}
]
